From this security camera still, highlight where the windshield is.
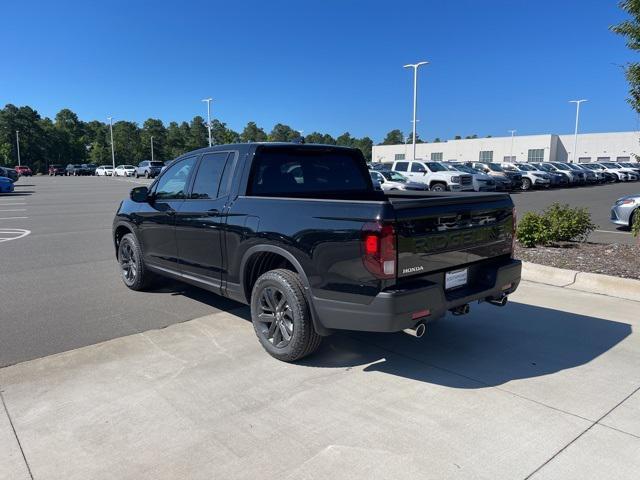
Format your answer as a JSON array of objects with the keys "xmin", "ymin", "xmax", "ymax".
[
  {"xmin": 567, "ymin": 164, "xmax": 583, "ymax": 171},
  {"xmin": 451, "ymin": 164, "xmax": 478, "ymax": 174},
  {"xmin": 425, "ymin": 162, "xmax": 448, "ymax": 172},
  {"xmin": 381, "ymin": 171, "xmax": 407, "ymax": 182},
  {"xmin": 150, "ymin": 161, "xmax": 164, "ymax": 167},
  {"xmin": 551, "ymin": 163, "xmax": 570, "ymax": 171},
  {"xmin": 535, "ymin": 163, "xmax": 554, "ymax": 172},
  {"xmin": 124, "ymin": 165, "xmax": 135, "ymax": 169},
  {"xmin": 487, "ymin": 163, "xmax": 504, "ymax": 172},
  {"xmin": 601, "ymin": 163, "xmax": 619, "ymax": 168},
  {"xmin": 516, "ymin": 164, "xmax": 536, "ymax": 171}
]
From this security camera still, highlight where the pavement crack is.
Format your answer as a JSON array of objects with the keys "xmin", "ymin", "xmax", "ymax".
[
  {"xmin": 523, "ymin": 384, "xmax": 640, "ymax": 479},
  {"xmin": 1, "ymin": 390, "xmax": 34, "ymax": 480}
]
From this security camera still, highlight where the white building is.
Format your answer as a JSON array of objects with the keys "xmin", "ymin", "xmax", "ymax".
[{"xmin": 371, "ymin": 131, "xmax": 640, "ymax": 164}]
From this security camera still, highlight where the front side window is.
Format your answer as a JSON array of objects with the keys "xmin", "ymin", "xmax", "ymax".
[
  {"xmin": 154, "ymin": 156, "xmax": 197, "ymax": 200},
  {"xmin": 479, "ymin": 151, "xmax": 493, "ymax": 162},
  {"xmin": 394, "ymin": 161, "xmax": 409, "ymax": 172},
  {"xmin": 527, "ymin": 149, "xmax": 544, "ymax": 162},
  {"xmin": 430, "ymin": 152, "xmax": 443, "ymax": 161},
  {"xmin": 411, "ymin": 163, "xmax": 426, "ymax": 173},
  {"xmin": 190, "ymin": 152, "xmax": 230, "ymax": 199}
]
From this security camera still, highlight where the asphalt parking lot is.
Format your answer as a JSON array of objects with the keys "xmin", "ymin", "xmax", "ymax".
[
  {"xmin": 1, "ymin": 175, "xmax": 639, "ymax": 479},
  {"xmin": 0, "ymin": 176, "xmax": 638, "ymax": 367}
]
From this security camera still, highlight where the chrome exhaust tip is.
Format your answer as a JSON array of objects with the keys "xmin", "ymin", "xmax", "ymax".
[
  {"xmin": 450, "ymin": 304, "xmax": 470, "ymax": 316},
  {"xmin": 487, "ymin": 295, "xmax": 508, "ymax": 307},
  {"xmin": 404, "ymin": 322, "xmax": 426, "ymax": 338}
]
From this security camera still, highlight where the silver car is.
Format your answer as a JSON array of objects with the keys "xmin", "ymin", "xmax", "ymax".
[
  {"xmin": 610, "ymin": 194, "xmax": 639, "ymax": 229},
  {"xmin": 445, "ymin": 163, "xmax": 496, "ymax": 191},
  {"xmin": 369, "ymin": 170, "xmax": 429, "ymax": 191}
]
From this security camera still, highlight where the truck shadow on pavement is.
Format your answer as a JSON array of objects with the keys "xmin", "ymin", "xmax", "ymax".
[
  {"xmin": 169, "ymin": 284, "xmax": 631, "ymax": 388},
  {"xmin": 300, "ymin": 301, "xmax": 632, "ymax": 388}
]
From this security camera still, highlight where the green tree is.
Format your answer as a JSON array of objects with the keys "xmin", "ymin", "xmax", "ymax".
[
  {"xmin": 612, "ymin": 1, "xmax": 640, "ymax": 112},
  {"xmin": 336, "ymin": 132, "xmax": 355, "ymax": 147},
  {"xmin": 406, "ymin": 132, "xmax": 424, "ymax": 144},
  {"xmin": 380, "ymin": 129, "xmax": 404, "ymax": 145},
  {"xmin": 165, "ymin": 122, "xmax": 187, "ymax": 159},
  {"xmin": 454, "ymin": 135, "xmax": 462, "ymax": 140},
  {"xmin": 0, "ymin": 104, "xmax": 48, "ymax": 172},
  {"xmin": 353, "ymin": 136, "xmax": 373, "ymax": 161},
  {"xmin": 187, "ymin": 116, "xmax": 208, "ymax": 151},
  {"xmin": 211, "ymin": 119, "xmax": 240, "ymax": 145},
  {"xmin": 141, "ymin": 118, "xmax": 167, "ymax": 161},
  {"xmin": 304, "ymin": 131, "xmax": 336, "ymax": 145},
  {"xmin": 0, "ymin": 142, "xmax": 11, "ymax": 166},
  {"xmin": 112, "ymin": 121, "xmax": 142, "ymax": 164},
  {"xmin": 240, "ymin": 121, "xmax": 267, "ymax": 142},
  {"xmin": 434, "ymin": 137, "xmax": 442, "ymax": 143},
  {"xmin": 268, "ymin": 123, "xmax": 300, "ymax": 142}
]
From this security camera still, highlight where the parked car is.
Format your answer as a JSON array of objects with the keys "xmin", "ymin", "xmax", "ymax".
[
  {"xmin": 81, "ymin": 164, "xmax": 97, "ymax": 175},
  {"xmin": 610, "ymin": 194, "xmax": 639, "ymax": 229},
  {"xmin": 444, "ymin": 163, "xmax": 496, "ymax": 191},
  {"xmin": 48, "ymin": 164, "xmax": 66, "ymax": 176},
  {"xmin": 369, "ymin": 170, "xmax": 429, "ymax": 191},
  {"xmin": 393, "ymin": 160, "xmax": 474, "ymax": 192},
  {"xmin": 113, "ymin": 165, "xmax": 136, "ymax": 177},
  {"xmin": 597, "ymin": 162, "xmax": 635, "ymax": 181},
  {"xmin": 15, "ymin": 165, "xmax": 32, "ymax": 176},
  {"xmin": 95, "ymin": 165, "xmax": 114, "ymax": 176},
  {"xmin": 529, "ymin": 163, "xmax": 571, "ymax": 186},
  {"xmin": 0, "ymin": 166, "xmax": 19, "ymax": 183},
  {"xmin": 502, "ymin": 162, "xmax": 551, "ymax": 190},
  {"xmin": 135, "ymin": 160, "xmax": 164, "ymax": 179},
  {"xmin": 113, "ymin": 143, "xmax": 521, "ymax": 361},
  {"xmin": 66, "ymin": 164, "xmax": 84, "ymax": 176},
  {"xmin": 618, "ymin": 162, "xmax": 640, "ymax": 176},
  {"xmin": 0, "ymin": 176, "xmax": 14, "ymax": 193},
  {"xmin": 565, "ymin": 163, "xmax": 597, "ymax": 184},
  {"xmin": 580, "ymin": 163, "xmax": 617, "ymax": 183},
  {"xmin": 465, "ymin": 162, "xmax": 523, "ymax": 190},
  {"xmin": 573, "ymin": 164, "xmax": 603, "ymax": 183},
  {"xmin": 602, "ymin": 162, "xmax": 640, "ymax": 180},
  {"xmin": 370, "ymin": 162, "xmax": 394, "ymax": 171}
]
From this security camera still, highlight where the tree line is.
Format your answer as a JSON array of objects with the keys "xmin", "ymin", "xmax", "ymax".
[{"xmin": 0, "ymin": 104, "xmax": 377, "ymax": 173}]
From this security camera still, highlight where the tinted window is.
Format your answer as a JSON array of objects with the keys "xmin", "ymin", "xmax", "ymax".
[
  {"xmin": 139, "ymin": 161, "xmax": 148, "ymax": 167},
  {"xmin": 155, "ymin": 156, "xmax": 197, "ymax": 200},
  {"xmin": 394, "ymin": 162, "xmax": 409, "ymax": 172},
  {"xmin": 190, "ymin": 152, "xmax": 229, "ymax": 199},
  {"xmin": 249, "ymin": 147, "xmax": 369, "ymax": 196},
  {"xmin": 150, "ymin": 161, "xmax": 164, "ymax": 167},
  {"xmin": 411, "ymin": 163, "xmax": 426, "ymax": 172}
]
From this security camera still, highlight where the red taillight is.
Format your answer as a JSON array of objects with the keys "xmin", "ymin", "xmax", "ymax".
[{"xmin": 362, "ymin": 222, "xmax": 396, "ymax": 279}]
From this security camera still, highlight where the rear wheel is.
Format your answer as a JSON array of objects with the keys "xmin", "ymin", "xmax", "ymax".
[
  {"xmin": 521, "ymin": 178, "xmax": 532, "ymax": 191},
  {"xmin": 430, "ymin": 182, "xmax": 446, "ymax": 192},
  {"xmin": 145, "ymin": 171, "xmax": 150, "ymax": 179},
  {"xmin": 117, "ymin": 233, "xmax": 155, "ymax": 290},
  {"xmin": 251, "ymin": 269, "xmax": 322, "ymax": 362}
]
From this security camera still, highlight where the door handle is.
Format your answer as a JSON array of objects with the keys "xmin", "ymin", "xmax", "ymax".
[{"xmin": 206, "ymin": 209, "xmax": 220, "ymax": 217}]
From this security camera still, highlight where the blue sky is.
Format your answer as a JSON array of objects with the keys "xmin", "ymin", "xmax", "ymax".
[{"xmin": 0, "ymin": 0, "xmax": 637, "ymax": 142}]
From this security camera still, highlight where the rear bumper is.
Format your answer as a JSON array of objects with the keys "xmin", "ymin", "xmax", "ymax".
[{"xmin": 312, "ymin": 259, "xmax": 522, "ymax": 333}]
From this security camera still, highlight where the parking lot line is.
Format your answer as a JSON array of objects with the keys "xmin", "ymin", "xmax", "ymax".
[
  {"xmin": 0, "ymin": 209, "xmax": 26, "ymax": 212},
  {"xmin": 0, "ymin": 217, "xmax": 28, "ymax": 220},
  {"xmin": 594, "ymin": 229, "xmax": 630, "ymax": 235},
  {"xmin": 0, "ymin": 202, "xmax": 27, "ymax": 206}
]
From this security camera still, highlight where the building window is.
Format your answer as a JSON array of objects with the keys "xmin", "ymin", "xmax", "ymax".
[
  {"xmin": 503, "ymin": 155, "xmax": 516, "ymax": 162},
  {"xmin": 394, "ymin": 153, "xmax": 405, "ymax": 161},
  {"xmin": 616, "ymin": 156, "xmax": 630, "ymax": 162},
  {"xmin": 527, "ymin": 149, "xmax": 544, "ymax": 162},
  {"xmin": 597, "ymin": 157, "xmax": 610, "ymax": 162},
  {"xmin": 430, "ymin": 152, "xmax": 443, "ymax": 161},
  {"xmin": 578, "ymin": 157, "xmax": 591, "ymax": 163},
  {"xmin": 479, "ymin": 151, "xmax": 493, "ymax": 162}
]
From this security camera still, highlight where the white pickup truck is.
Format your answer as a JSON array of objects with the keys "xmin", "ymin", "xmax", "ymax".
[{"xmin": 391, "ymin": 160, "xmax": 474, "ymax": 192}]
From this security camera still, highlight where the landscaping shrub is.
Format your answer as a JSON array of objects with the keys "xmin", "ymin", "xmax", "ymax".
[
  {"xmin": 516, "ymin": 203, "xmax": 596, "ymax": 247},
  {"xmin": 516, "ymin": 212, "xmax": 550, "ymax": 248},
  {"xmin": 633, "ymin": 210, "xmax": 640, "ymax": 239}
]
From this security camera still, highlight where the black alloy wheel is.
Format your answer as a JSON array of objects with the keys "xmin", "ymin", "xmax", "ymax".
[{"xmin": 256, "ymin": 286, "xmax": 294, "ymax": 348}]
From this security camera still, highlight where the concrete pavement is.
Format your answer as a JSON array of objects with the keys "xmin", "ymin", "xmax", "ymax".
[{"xmin": 1, "ymin": 280, "xmax": 639, "ymax": 480}]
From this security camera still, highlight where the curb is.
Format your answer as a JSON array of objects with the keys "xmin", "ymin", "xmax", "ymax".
[{"xmin": 521, "ymin": 262, "xmax": 640, "ymax": 302}]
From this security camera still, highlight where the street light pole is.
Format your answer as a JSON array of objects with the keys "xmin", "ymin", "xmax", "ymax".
[
  {"xmin": 508, "ymin": 129, "xmax": 516, "ymax": 162},
  {"xmin": 150, "ymin": 136, "xmax": 154, "ymax": 162},
  {"xmin": 403, "ymin": 61, "xmax": 429, "ymax": 161},
  {"xmin": 15, "ymin": 130, "xmax": 21, "ymax": 166},
  {"xmin": 569, "ymin": 99, "xmax": 587, "ymax": 163},
  {"xmin": 107, "ymin": 117, "xmax": 116, "ymax": 171},
  {"xmin": 202, "ymin": 98, "xmax": 213, "ymax": 147}
]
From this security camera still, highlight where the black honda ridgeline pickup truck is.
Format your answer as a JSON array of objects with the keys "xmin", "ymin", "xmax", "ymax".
[{"xmin": 113, "ymin": 143, "xmax": 521, "ymax": 361}]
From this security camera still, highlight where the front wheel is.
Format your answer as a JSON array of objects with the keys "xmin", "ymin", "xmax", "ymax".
[
  {"xmin": 251, "ymin": 269, "xmax": 322, "ymax": 362},
  {"xmin": 430, "ymin": 182, "xmax": 446, "ymax": 192},
  {"xmin": 521, "ymin": 178, "xmax": 532, "ymax": 191},
  {"xmin": 117, "ymin": 233, "xmax": 155, "ymax": 290}
]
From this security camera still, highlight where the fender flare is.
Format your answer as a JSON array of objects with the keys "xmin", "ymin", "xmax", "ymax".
[{"xmin": 239, "ymin": 245, "xmax": 330, "ymax": 336}]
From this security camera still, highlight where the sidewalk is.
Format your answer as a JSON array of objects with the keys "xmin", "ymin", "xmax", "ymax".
[{"xmin": 1, "ymin": 280, "xmax": 639, "ymax": 480}]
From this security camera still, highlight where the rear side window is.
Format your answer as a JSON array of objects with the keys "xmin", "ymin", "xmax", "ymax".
[
  {"xmin": 249, "ymin": 147, "xmax": 370, "ymax": 196},
  {"xmin": 190, "ymin": 152, "xmax": 230, "ymax": 199},
  {"xmin": 411, "ymin": 163, "xmax": 426, "ymax": 173},
  {"xmin": 394, "ymin": 161, "xmax": 409, "ymax": 172}
]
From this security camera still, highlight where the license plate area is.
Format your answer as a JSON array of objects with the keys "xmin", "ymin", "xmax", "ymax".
[{"xmin": 445, "ymin": 268, "xmax": 468, "ymax": 290}]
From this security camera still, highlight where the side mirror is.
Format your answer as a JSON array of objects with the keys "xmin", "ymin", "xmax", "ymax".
[{"xmin": 130, "ymin": 186, "xmax": 149, "ymax": 203}]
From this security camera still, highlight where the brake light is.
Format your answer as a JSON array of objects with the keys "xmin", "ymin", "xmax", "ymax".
[
  {"xmin": 511, "ymin": 207, "xmax": 517, "ymax": 255},
  {"xmin": 361, "ymin": 222, "xmax": 396, "ymax": 279}
]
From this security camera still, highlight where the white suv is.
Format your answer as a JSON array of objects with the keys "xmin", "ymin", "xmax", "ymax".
[{"xmin": 392, "ymin": 160, "xmax": 474, "ymax": 192}]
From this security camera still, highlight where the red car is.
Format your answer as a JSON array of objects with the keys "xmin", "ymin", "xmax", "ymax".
[{"xmin": 15, "ymin": 165, "xmax": 32, "ymax": 176}]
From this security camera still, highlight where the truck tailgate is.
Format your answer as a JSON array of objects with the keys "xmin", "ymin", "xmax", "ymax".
[{"xmin": 387, "ymin": 193, "xmax": 514, "ymax": 277}]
